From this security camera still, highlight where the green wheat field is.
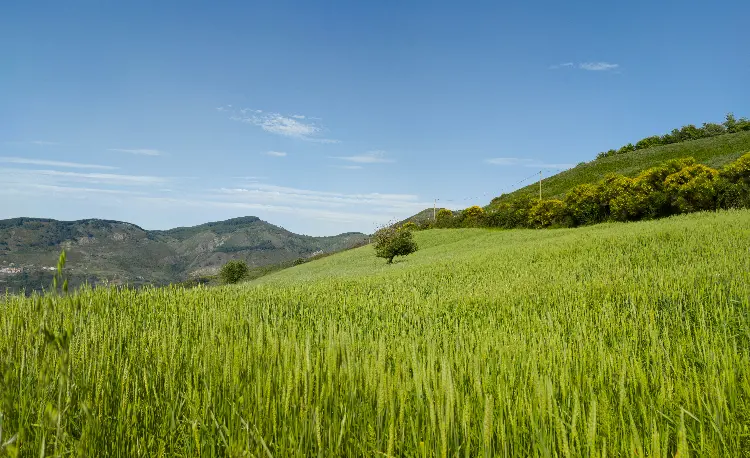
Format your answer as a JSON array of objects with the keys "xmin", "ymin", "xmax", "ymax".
[{"xmin": 1, "ymin": 210, "xmax": 749, "ymax": 457}]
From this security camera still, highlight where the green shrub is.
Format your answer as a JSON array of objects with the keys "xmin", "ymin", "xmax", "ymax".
[
  {"xmin": 417, "ymin": 219, "xmax": 434, "ymax": 230},
  {"xmin": 373, "ymin": 225, "xmax": 418, "ymax": 263},
  {"xmin": 527, "ymin": 199, "xmax": 567, "ymax": 228},
  {"xmin": 719, "ymin": 151, "xmax": 750, "ymax": 184},
  {"xmin": 435, "ymin": 209, "xmax": 454, "ymax": 228},
  {"xmin": 664, "ymin": 164, "xmax": 719, "ymax": 213},
  {"xmin": 618, "ymin": 143, "xmax": 636, "ymax": 154},
  {"xmin": 643, "ymin": 157, "xmax": 696, "ymax": 184},
  {"xmin": 609, "ymin": 177, "xmax": 653, "ymax": 221},
  {"xmin": 461, "ymin": 206, "xmax": 485, "ymax": 227},
  {"xmin": 486, "ymin": 195, "xmax": 535, "ymax": 228},
  {"xmin": 564, "ymin": 183, "xmax": 605, "ymax": 225},
  {"xmin": 597, "ymin": 173, "xmax": 633, "ymax": 217},
  {"xmin": 477, "ymin": 152, "xmax": 748, "ymax": 233},
  {"xmin": 724, "ymin": 113, "xmax": 739, "ymax": 133},
  {"xmin": 401, "ymin": 221, "xmax": 419, "ymax": 231},
  {"xmin": 679, "ymin": 124, "xmax": 703, "ymax": 141},
  {"xmin": 716, "ymin": 178, "xmax": 750, "ymax": 209},
  {"xmin": 219, "ymin": 260, "xmax": 249, "ymax": 284},
  {"xmin": 635, "ymin": 135, "xmax": 663, "ymax": 150},
  {"xmin": 596, "ymin": 149, "xmax": 618, "ymax": 159},
  {"xmin": 701, "ymin": 122, "xmax": 726, "ymax": 137}
]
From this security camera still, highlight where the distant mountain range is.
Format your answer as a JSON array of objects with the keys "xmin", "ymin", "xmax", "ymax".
[{"xmin": 0, "ymin": 216, "xmax": 368, "ymax": 294}]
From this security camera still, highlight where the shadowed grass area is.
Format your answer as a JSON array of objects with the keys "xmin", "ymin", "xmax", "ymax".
[{"xmin": 1, "ymin": 210, "xmax": 749, "ymax": 456}]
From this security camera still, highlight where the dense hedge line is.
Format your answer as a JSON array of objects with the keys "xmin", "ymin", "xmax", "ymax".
[
  {"xmin": 414, "ymin": 152, "xmax": 750, "ymax": 230},
  {"xmin": 597, "ymin": 113, "xmax": 750, "ymax": 159}
]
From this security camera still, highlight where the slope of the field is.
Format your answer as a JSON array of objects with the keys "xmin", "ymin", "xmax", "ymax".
[
  {"xmin": 255, "ymin": 208, "xmax": 750, "ymax": 287},
  {"xmin": 2, "ymin": 210, "xmax": 748, "ymax": 455},
  {"xmin": 492, "ymin": 130, "xmax": 750, "ymax": 204}
]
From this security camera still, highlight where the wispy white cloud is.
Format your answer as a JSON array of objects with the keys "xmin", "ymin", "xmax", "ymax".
[
  {"xmin": 0, "ymin": 161, "xmax": 432, "ymax": 232},
  {"xmin": 233, "ymin": 175, "xmax": 268, "ymax": 181},
  {"xmin": 35, "ymin": 170, "xmax": 169, "ymax": 185},
  {"xmin": 215, "ymin": 184, "xmax": 423, "ymax": 209},
  {"xmin": 264, "ymin": 151, "xmax": 287, "ymax": 157},
  {"xmin": 549, "ymin": 61, "xmax": 620, "ymax": 72},
  {"xmin": 548, "ymin": 62, "xmax": 574, "ymax": 70},
  {"xmin": 332, "ymin": 150, "xmax": 395, "ymax": 164},
  {"xmin": 0, "ymin": 157, "xmax": 118, "ymax": 170},
  {"xmin": 134, "ymin": 182, "xmax": 431, "ymax": 226},
  {"xmin": 108, "ymin": 148, "xmax": 164, "ymax": 156},
  {"xmin": 579, "ymin": 62, "xmax": 619, "ymax": 71},
  {"xmin": 138, "ymin": 196, "xmax": 378, "ymax": 224},
  {"xmin": 0, "ymin": 167, "xmax": 170, "ymax": 187},
  {"xmin": 334, "ymin": 165, "xmax": 364, "ymax": 170},
  {"xmin": 0, "ymin": 166, "xmax": 165, "ymax": 206},
  {"xmin": 4, "ymin": 140, "xmax": 61, "ymax": 146},
  {"xmin": 485, "ymin": 157, "xmax": 574, "ymax": 169},
  {"xmin": 31, "ymin": 140, "xmax": 60, "ymax": 146},
  {"xmin": 220, "ymin": 106, "xmax": 339, "ymax": 143},
  {"xmin": 22, "ymin": 184, "xmax": 145, "ymax": 196}
]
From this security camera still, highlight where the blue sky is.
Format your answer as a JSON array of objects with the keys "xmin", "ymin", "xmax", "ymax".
[{"xmin": 1, "ymin": 1, "xmax": 747, "ymax": 235}]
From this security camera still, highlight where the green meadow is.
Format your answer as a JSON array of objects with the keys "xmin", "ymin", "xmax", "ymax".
[{"xmin": 1, "ymin": 210, "xmax": 749, "ymax": 456}]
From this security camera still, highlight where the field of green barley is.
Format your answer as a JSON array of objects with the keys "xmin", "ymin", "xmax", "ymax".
[{"xmin": 1, "ymin": 210, "xmax": 749, "ymax": 457}]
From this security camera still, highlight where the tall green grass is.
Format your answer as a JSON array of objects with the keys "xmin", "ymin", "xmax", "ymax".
[{"xmin": 1, "ymin": 210, "xmax": 749, "ymax": 456}]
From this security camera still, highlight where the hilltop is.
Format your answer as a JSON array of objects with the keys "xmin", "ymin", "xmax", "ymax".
[
  {"xmin": 493, "ymin": 130, "xmax": 750, "ymax": 205},
  {"xmin": 0, "ymin": 216, "xmax": 367, "ymax": 293},
  {"xmin": 402, "ymin": 130, "xmax": 750, "ymax": 223}
]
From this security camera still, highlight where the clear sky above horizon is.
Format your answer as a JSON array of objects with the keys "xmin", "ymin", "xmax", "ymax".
[{"xmin": 1, "ymin": 1, "xmax": 747, "ymax": 235}]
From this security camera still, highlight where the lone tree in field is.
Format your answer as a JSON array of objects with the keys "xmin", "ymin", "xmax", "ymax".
[
  {"xmin": 373, "ymin": 224, "xmax": 418, "ymax": 264},
  {"xmin": 219, "ymin": 260, "xmax": 249, "ymax": 284}
]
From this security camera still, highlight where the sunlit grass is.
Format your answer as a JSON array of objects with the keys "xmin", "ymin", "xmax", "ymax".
[{"xmin": 1, "ymin": 210, "xmax": 749, "ymax": 456}]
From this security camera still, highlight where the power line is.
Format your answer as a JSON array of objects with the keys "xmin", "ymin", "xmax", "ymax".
[{"xmin": 431, "ymin": 166, "xmax": 572, "ymax": 212}]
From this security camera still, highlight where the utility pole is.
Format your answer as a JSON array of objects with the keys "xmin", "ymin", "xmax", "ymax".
[
  {"xmin": 539, "ymin": 170, "xmax": 543, "ymax": 200},
  {"xmin": 433, "ymin": 199, "xmax": 437, "ymax": 220}
]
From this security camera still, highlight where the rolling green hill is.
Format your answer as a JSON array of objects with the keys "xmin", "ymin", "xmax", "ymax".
[
  {"xmin": 402, "ymin": 131, "xmax": 750, "ymax": 223},
  {"xmin": 2, "ymin": 210, "xmax": 748, "ymax": 455},
  {"xmin": 255, "ymin": 208, "xmax": 750, "ymax": 287},
  {"xmin": 495, "ymin": 130, "xmax": 750, "ymax": 204},
  {"xmin": 0, "ymin": 216, "xmax": 367, "ymax": 293}
]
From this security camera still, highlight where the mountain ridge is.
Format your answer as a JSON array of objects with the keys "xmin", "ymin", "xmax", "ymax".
[{"xmin": 0, "ymin": 216, "xmax": 368, "ymax": 294}]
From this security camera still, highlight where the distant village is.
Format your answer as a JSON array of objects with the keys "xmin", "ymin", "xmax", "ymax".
[{"xmin": 0, "ymin": 264, "xmax": 56, "ymax": 275}]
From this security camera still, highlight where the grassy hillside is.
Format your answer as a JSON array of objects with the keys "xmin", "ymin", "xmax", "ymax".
[
  {"xmin": 493, "ymin": 130, "xmax": 750, "ymax": 204},
  {"xmin": 400, "ymin": 131, "xmax": 750, "ymax": 223},
  {"xmin": 2, "ymin": 210, "xmax": 748, "ymax": 455},
  {"xmin": 0, "ymin": 216, "xmax": 367, "ymax": 293},
  {"xmin": 259, "ymin": 208, "xmax": 750, "ymax": 286}
]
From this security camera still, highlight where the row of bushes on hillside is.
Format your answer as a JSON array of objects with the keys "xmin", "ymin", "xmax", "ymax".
[
  {"xmin": 596, "ymin": 113, "xmax": 750, "ymax": 159},
  {"xmin": 409, "ymin": 152, "xmax": 750, "ymax": 230}
]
